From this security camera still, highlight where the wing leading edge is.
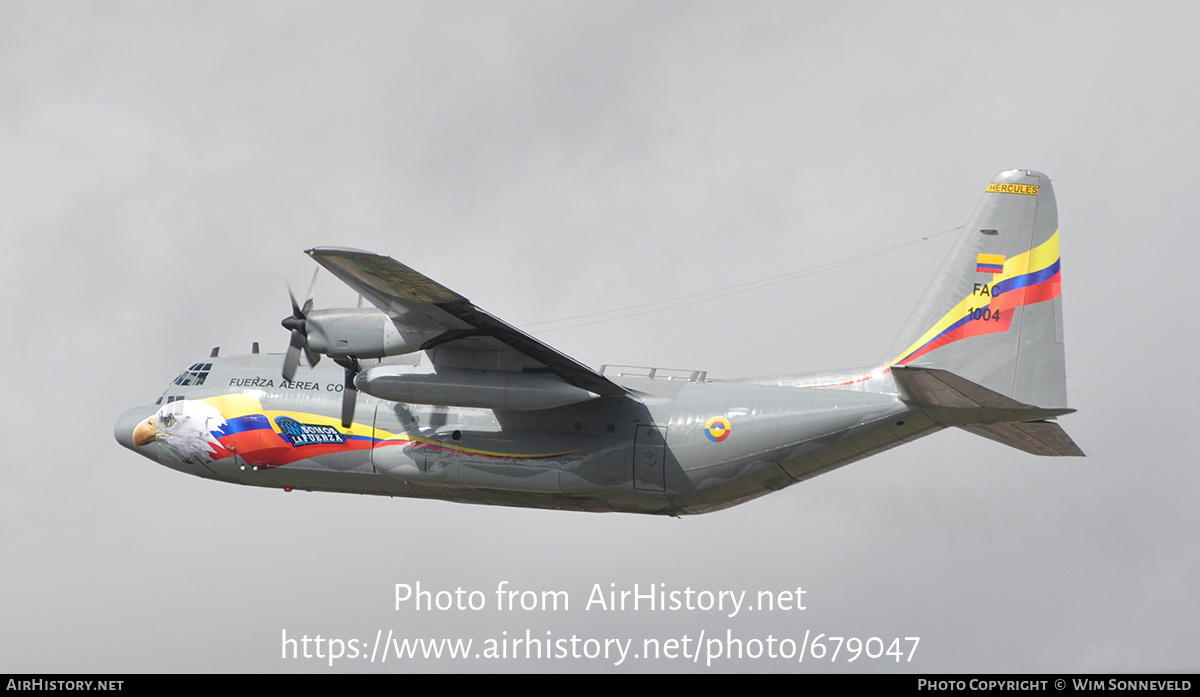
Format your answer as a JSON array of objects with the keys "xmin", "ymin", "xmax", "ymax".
[{"xmin": 306, "ymin": 247, "xmax": 628, "ymax": 398}]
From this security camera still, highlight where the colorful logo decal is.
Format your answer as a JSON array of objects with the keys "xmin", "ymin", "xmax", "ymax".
[
  {"xmin": 175, "ymin": 395, "xmax": 580, "ymax": 469},
  {"xmin": 705, "ymin": 416, "xmax": 732, "ymax": 443},
  {"xmin": 975, "ymin": 253, "xmax": 1005, "ymax": 274},
  {"xmin": 275, "ymin": 416, "xmax": 346, "ymax": 447}
]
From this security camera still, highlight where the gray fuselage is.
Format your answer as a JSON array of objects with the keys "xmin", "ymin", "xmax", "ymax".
[{"xmin": 115, "ymin": 354, "xmax": 940, "ymax": 515}]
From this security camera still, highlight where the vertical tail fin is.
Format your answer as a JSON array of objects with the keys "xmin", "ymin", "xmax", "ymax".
[{"xmin": 885, "ymin": 169, "xmax": 1067, "ymax": 408}]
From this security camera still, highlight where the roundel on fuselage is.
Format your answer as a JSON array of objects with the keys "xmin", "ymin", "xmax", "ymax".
[{"xmin": 704, "ymin": 416, "xmax": 731, "ymax": 443}]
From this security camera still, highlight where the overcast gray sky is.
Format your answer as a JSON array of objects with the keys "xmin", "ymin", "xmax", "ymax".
[{"xmin": 3, "ymin": 1, "xmax": 1197, "ymax": 673}]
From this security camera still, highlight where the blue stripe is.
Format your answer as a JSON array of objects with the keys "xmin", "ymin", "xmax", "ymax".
[{"xmin": 992, "ymin": 259, "xmax": 1060, "ymax": 297}]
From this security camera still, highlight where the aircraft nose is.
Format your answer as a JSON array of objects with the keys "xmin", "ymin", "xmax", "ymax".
[{"xmin": 115, "ymin": 404, "xmax": 159, "ymax": 452}]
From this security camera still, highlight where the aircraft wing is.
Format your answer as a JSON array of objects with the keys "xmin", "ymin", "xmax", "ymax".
[{"xmin": 306, "ymin": 247, "xmax": 628, "ymax": 398}]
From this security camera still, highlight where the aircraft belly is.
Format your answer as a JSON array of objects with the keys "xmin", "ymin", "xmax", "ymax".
[
  {"xmin": 776, "ymin": 409, "xmax": 944, "ymax": 484},
  {"xmin": 370, "ymin": 433, "xmax": 645, "ymax": 501}
]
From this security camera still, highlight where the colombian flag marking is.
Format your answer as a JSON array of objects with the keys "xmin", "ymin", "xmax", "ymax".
[{"xmin": 976, "ymin": 253, "xmax": 1005, "ymax": 274}]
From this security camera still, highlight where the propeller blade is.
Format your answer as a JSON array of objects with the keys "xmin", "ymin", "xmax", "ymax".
[
  {"xmin": 302, "ymin": 268, "xmax": 318, "ymax": 316},
  {"xmin": 287, "ymin": 284, "xmax": 304, "ymax": 320},
  {"xmin": 283, "ymin": 271, "xmax": 320, "ymax": 379},
  {"xmin": 282, "ymin": 347, "xmax": 300, "ymax": 382},
  {"xmin": 341, "ymin": 384, "xmax": 357, "ymax": 428},
  {"xmin": 282, "ymin": 328, "xmax": 306, "ymax": 381},
  {"xmin": 341, "ymin": 369, "xmax": 358, "ymax": 428},
  {"xmin": 335, "ymin": 358, "xmax": 360, "ymax": 428}
]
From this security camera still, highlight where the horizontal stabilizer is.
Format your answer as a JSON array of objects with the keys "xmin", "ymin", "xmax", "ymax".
[
  {"xmin": 959, "ymin": 421, "xmax": 1085, "ymax": 457},
  {"xmin": 892, "ymin": 365, "xmax": 1083, "ymax": 457}
]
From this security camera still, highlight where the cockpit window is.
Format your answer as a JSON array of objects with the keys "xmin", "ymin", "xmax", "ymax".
[{"xmin": 174, "ymin": 364, "xmax": 210, "ymax": 386}]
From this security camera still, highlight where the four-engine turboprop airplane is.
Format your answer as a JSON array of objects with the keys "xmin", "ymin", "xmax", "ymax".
[{"xmin": 115, "ymin": 169, "xmax": 1082, "ymax": 515}]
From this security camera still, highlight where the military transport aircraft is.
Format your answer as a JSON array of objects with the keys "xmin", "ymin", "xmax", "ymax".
[{"xmin": 115, "ymin": 169, "xmax": 1081, "ymax": 515}]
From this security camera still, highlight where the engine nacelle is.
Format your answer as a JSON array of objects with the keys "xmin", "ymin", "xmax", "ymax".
[{"xmin": 304, "ymin": 308, "xmax": 434, "ymax": 358}]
